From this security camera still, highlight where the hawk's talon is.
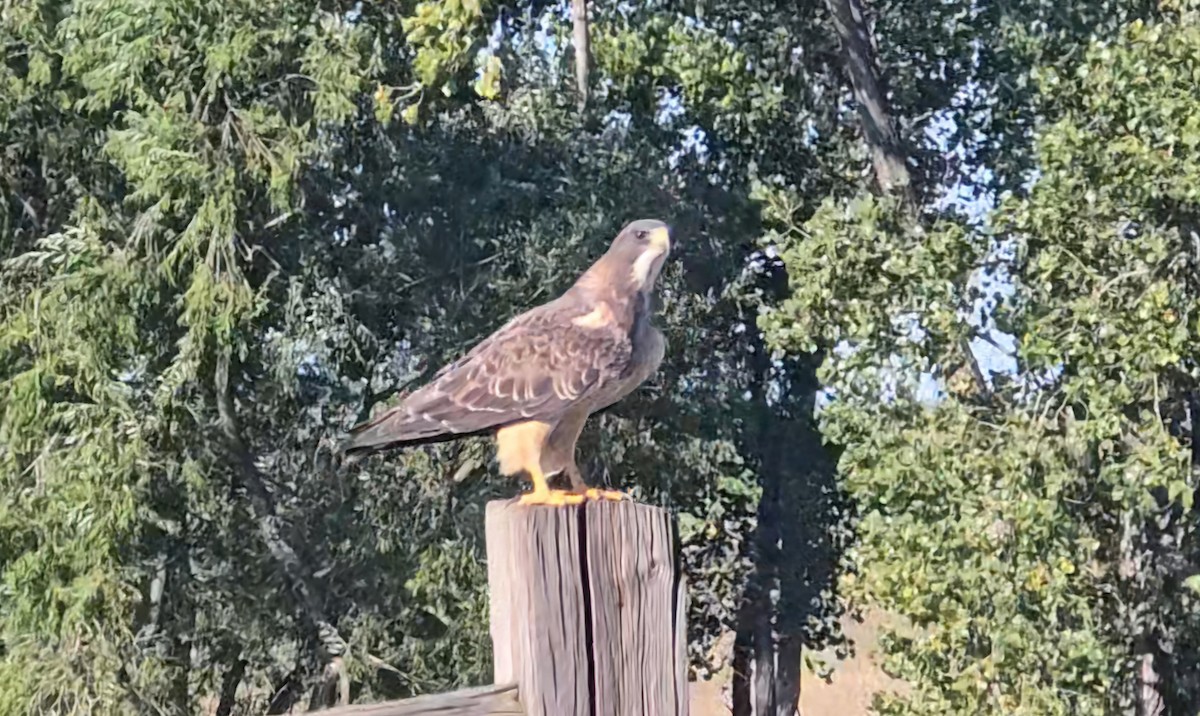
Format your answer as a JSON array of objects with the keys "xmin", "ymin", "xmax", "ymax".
[{"xmin": 519, "ymin": 489, "xmax": 587, "ymax": 506}]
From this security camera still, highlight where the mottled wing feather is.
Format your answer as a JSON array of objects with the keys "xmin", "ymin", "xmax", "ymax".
[{"xmin": 342, "ymin": 301, "xmax": 631, "ymax": 454}]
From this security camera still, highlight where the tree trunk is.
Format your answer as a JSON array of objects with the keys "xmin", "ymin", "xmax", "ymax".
[
  {"xmin": 823, "ymin": 0, "xmax": 914, "ymax": 205},
  {"xmin": 731, "ymin": 312, "xmax": 830, "ymax": 716},
  {"xmin": 215, "ymin": 659, "xmax": 248, "ymax": 716},
  {"xmin": 826, "ymin": 0, "xmax": 998, "ymax": 400},
  {"xmin": 571, "ymin": 0, "xmax": 591, "ymax": 110},
  {"xmin": 732, "ymin": 413, "xmax": 814, "ymax": 716}
]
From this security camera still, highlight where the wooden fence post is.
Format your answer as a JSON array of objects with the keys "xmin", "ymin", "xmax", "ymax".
[
  {"xmin": 319, "ymin": 499, "xmax": 688, "ymax": 716},
  {"xmin": 486, "ymin": 499, "xmax": 689, "ymax": 716}
]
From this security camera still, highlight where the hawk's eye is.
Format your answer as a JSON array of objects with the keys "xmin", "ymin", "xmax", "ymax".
[{"xmin": 635, "ymin": 230, "xmax": 649, "ymax": 240}]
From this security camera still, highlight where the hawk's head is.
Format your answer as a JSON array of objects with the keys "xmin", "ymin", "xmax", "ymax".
[{"xmin": 607, "ymin": 218, "xmax": 672, "ymax": 292}]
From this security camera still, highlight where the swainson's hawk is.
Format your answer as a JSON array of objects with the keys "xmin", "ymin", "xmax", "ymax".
[{"xmin": 341, "ymin": 219, "xmax": 672, "ymax": 505}]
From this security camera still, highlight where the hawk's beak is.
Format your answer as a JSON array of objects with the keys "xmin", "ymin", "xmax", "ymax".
[{"xmin": 649, "ymin": 225, "xmax": 672, "ymax": 254}]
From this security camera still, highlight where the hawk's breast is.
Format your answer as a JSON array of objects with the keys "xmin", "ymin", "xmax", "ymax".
[{"xmin": 584, "ymin": 321, "xmax": 664, "ymax": 413}]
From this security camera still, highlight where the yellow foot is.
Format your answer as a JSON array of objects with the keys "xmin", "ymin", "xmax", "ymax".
[
  {"xmin": 583, "ymin": 488, "xmax": 627, "ymax": 502},
  {"xmin": 518, "ymin": 489, "xmax": 587, "ymax": 506}
]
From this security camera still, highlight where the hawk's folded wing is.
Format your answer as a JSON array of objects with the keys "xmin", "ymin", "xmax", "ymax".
[{"xmin": 342, "ymin": 304, "xmax": 632, "ymax": 455}]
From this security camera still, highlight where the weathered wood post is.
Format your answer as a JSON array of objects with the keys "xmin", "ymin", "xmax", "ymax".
[
  {"xmin": 486, "ymin": 499, "xmax": 689, "ymax": 716},
  {"xmin": 320, "ymin": 499, "xmax": 688, "ymax": 716}
]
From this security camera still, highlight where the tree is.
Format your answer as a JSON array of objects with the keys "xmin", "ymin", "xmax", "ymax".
[{"xmin": 761, "ymin": 0, "xmax": 1200, "ymax": 712}]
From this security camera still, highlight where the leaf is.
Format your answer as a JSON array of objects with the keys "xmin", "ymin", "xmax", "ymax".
[{"xmin": 1168, "ymin": 480, "xmax": 1194, "ymax": 510}]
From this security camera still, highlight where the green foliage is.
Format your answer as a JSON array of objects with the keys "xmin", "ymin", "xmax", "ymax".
[
  {"xmin": 0, "ymin": 228, "xmax": 151, "ymax": 714},
  {"xmin": 838, "ymin": 406, "xmax": 1122, "ymax": 714},
  {"xmin": 0, "ymin": 1, "xmax": 775, "ymax": 710},
  {"xmin": 10, "ymin": 0, "xmax": 1200, "ymax": 713},
  {"xmin": 761, "ymin": 3, "xmax": 1200, "ymax": 713},
  {"xmin": 761, "ymin": 193, "xmax": 981, "ymax": 370}
]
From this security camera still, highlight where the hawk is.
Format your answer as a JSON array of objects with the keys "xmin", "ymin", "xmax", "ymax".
[{"xmin": 341, "ymin": 219, "xmax": 672, "ymax": 506}]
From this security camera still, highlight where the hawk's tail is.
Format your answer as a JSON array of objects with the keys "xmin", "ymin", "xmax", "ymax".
[
  {"xmin": 338, "ymin": 406, "xmax": 452, "ymax": 460},
  {"xmin": 339, "ymin": 396, "xmax": 506, "ymax": 461}
]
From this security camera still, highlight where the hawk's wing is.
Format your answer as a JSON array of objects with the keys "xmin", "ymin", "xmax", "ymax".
[{"xmin": 342, "ymin": 300, "xmax": 632, "ymax": 455}]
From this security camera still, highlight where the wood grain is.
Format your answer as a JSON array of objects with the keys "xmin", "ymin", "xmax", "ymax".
[{"xmin": 486, "ymin": 498, "xmax": 688, "ymax": 716}]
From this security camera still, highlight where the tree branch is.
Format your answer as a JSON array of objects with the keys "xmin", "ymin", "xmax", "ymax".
[
  {"xmin": 959, "ymin": 336, "xmax": 993, "ymax": 401},
  {"xmin": 571, "ymin": 0, "xmax": 591, "ymax": 111},
  {"xmin": 824, "ymin": 0, "xmax": 916, "ymax": 208},
  {"xmin": 213, "ymin": 351, "xmax": 350, "ymax": 703}
]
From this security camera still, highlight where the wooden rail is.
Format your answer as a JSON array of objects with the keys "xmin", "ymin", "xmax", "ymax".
[{"xmin": 321, "ymin": 683, "xmax": 520, "ymax": 715}]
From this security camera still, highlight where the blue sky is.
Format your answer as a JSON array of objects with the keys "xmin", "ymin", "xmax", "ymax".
[{"xmin": 910, "ymin": 88, "xmax": 1020, "ymax": 400}]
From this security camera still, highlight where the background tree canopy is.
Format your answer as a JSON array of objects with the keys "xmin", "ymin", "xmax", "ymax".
[{"xmin": 4, "ymin": 0, "xmax": 1200, "ymax": 715}]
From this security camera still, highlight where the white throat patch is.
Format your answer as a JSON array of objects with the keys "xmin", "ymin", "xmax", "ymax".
[{"xmin": 630, "ymin": 247, "xmax": 665, "ymax": 288}]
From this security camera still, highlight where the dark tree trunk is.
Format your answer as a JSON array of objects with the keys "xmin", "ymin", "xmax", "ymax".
[
  {"xmin": 731, "ymin": 274, "xmax": 839, "ymax": 716},
  {"xmin": 215, "ymin": 659, "xmax": 248, "ymax": 716}
]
